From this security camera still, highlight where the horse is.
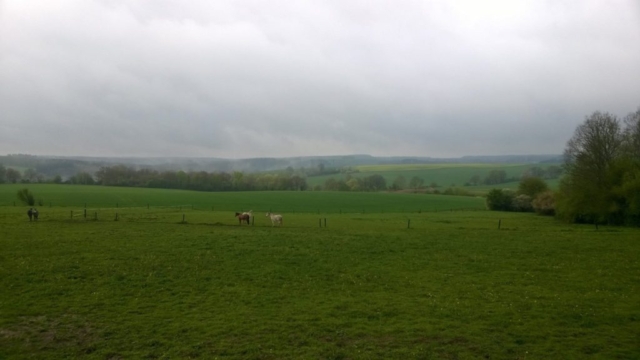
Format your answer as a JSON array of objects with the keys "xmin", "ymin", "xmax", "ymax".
[
  {"xmin": 27, "ymin": 208, "xmax": 39, "ymax": 221},
  {"xmin": 265, "ymin": 212, "xmax": 283, "ymax": 226},
  {"xmin": 235, "ymin": 212, "xmax": 251, "ymax": 225}
]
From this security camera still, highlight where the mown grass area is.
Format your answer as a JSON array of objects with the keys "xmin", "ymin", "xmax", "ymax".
[
  {"xmin": 1, "ymin": 202, "xmax": 639, "ymax": 359},
  {"xmin": 307, "ymin": 163, "xmax": 561, "ymax": 190},
  {"xmin": 0, "ymin": 184, "xmax": 486, "ymax": 213}
]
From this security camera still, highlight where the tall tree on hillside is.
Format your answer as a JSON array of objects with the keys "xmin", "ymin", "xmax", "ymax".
[
  {"xmin": 623, "ymin": 108, "xmax": 640, "ymax": 159},
  {"xmin": 0, "ymin": 164, "xmax": 6, "ymax": 183},
  {"xmin": 556, "ymin": 111, "xmax": 625, "ymax": 223}
]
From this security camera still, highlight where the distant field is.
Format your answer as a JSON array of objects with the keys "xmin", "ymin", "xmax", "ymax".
[
  {"xmin": 307, "ymin": 163, "xmax": 561, "ymax": 189},
  {"xmin": 0, "ymin": 184, "xmax": 485, "ymax": 213},
  {"xmin": 355, "ymin": 163, "xmax": 517, "ymax": 172}
]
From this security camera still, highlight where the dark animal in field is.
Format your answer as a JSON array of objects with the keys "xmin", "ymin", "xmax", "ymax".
[
  {"xmin": 235, "ymin": 212, "xmax": 251, "ymax": 225},
  {"xmin": 27, "ymin": 208, "xmax": 39, "ymax": 221}
]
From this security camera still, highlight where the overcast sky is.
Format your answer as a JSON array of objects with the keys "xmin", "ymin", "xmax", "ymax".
[{"xmin": 1, "ymin": 1, "xmax": 639, "ymax": 159}]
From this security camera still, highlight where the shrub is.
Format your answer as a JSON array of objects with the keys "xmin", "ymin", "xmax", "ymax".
[
  {"xmin": 442, "ymin": 187, "xmax": 473, "ymax": 196},
  {"xmin": 486, "ymin": 189, "xmax": 515, "ymax": 211},
  {"xmin": 512, "ymin": 194, "xmax": 533, "ymax": 212},
  {"xmin": 16, "ymin": 188, "xmax": 35, "ymax": 206},
  {"xmin": 532, "ymin": 190, "xmax": 556, "ymax": 216}
]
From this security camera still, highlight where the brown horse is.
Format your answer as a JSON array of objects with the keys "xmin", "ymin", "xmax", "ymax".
[{"xmin": 235, "ymin": 212, "xmax": 251, "ymax": 225}]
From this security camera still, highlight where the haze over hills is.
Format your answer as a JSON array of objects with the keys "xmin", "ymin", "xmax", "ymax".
[{"xmin": 1, "ymin": 154, "xmax": 562, "ymax": 179}]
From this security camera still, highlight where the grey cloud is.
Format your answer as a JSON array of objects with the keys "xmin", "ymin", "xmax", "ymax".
[{"xmin": 1, "ymin": 0, "xmax": 639, "ymax": 158}]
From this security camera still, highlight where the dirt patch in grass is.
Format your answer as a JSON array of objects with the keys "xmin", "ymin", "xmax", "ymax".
[{"xmin": 0, "ymin": 314, "xmax": 98, "ymax": 354}]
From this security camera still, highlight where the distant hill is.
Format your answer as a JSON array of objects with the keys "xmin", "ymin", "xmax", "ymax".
[{"xmin": 0, "ymin": 153, "xmax": 562, "ymax": 179}]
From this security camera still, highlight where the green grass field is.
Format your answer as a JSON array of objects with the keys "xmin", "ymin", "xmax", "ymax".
[
  {"xmin": 0, "ymin": 184, "xmax": 486, "ymax": 213},
  {"xmin": 1, "ymin": 186, "xmax": 638, "ymax": 359},
  {"xmin": 307, "ymin": 163, "xmax": 561, "ymax": 191}
]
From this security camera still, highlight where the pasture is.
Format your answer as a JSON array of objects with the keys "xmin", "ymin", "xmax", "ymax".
[
  {"xmin": 0, "ymin": 184, "xmax": 486, "ymax": 213},
  {"xmin": 1, "ymin": 186, "xmax": 639, "ymax": 359}
]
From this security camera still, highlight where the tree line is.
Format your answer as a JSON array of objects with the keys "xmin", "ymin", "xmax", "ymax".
[
  {"xmin": 466, "ymin": 166, "xmax": 562, "ymax": 186},
  {"xmin": 95, "ymin": 165, "xmax": 309, "ymax": 191}
]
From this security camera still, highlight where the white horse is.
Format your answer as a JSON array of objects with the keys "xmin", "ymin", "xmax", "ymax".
[{"xmin": 265, "ymin": 212, "xmax": 283, "ymax": 226}]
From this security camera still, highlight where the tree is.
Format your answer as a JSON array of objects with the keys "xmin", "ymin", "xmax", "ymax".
[
  {"xmin": 23, "ymin": 168, "xmax": 39, "ymax": 183},
  {"xmin": 545, "ymin": 165, "xmax": 563, "ymax": 179},
  {"xmin": 408, "ymin": 176, "xmax": 424, "ymax": 189},
  {"xmin": 486, "ymin": 189, "xmax": 514, "ymax": 211},
  {"xmin": 5, "ymin": 168, "xmax": 21, "ymax": 183},
  {"xmin": 391, "ymin": 175, "xmax": 406, "ymax": 190},
  {"xmin": 324, "ymin": 178, "xmax": 349, "ymax": 191},
  {"xmin": 484, "ymin": 170, "xmax": 507, "ymax": 185},
  {"xmin": 69, "ymin": 172, "xmax": 95, "ymax": 185},
  {"xmin": 346, "ymin": 178, "xmax": 361, "ymax": 191},
  {"xmin": 556, "ymin": 111, "xmax": 625, "ymax": 223},
  {"xmin": 522, "ymin": 166, "xmax": 545, "ymax": 179},
  {"xmin": 17, "ymin": 188, "xmax": 35, "ymax": 206},
  {"xmin": 532, "ymin": 190, "xmax": 556, "ymax": 216},
  {"xmin": 518, "ymin": 177, "xmax": 548, "ymax": 198},
  {"xmin": 361, "ymin": 174, "xmax": 386, "ymax": 191},
  {"xmin": 512, "ymin": 194, "xmax": 533, "ymax": 212},
  {"xmin": 0, "ymin": 164, "xmax": 5, "ymax": 183},
  {"xmin": 468, "ymin": 174, "xmax": 481, "ymax": 186}
]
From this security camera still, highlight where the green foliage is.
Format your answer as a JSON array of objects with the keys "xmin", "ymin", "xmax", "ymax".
[
  {"xmin": 307, "ymin": 163, "xmax": 562, "ymax": 192},
  {"xmin": 485, "ymin": 189, "xmax": 514, "ymax": 211},
  {"xmin": 390, "ymin": 175, "xmax": 406, "ymax": 190},
  {"xmin": 441, "ymin": 187, "xmax": 474, "ymax": 196},
  {"xmin": 518, "ymin": 177, "xmax": 548, "ymax": 198},
  {"xmin": 557, "ymin": 109, "xmax": 640, "ymax": 225},
  {"xmin": 408, "ymin": 175, "xmax": 424, "ymax": 189},
  {"xmin": 68, "ymin": 171, "xmax": 95, "ymax": 185},
  {"xmin": 5, "ymin": 168, "xmax": 21, "ymax": 183},
  {"xmin": 94, "ymin": 165, "xmax": 309, "ymax": 191},
  {"xmin": 483, "ymin": 169, "xmax": 508, "ymax": 185},
  {"xmin": 16, "ymin": 188, "xmax": 35, "ymax": 206}
]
